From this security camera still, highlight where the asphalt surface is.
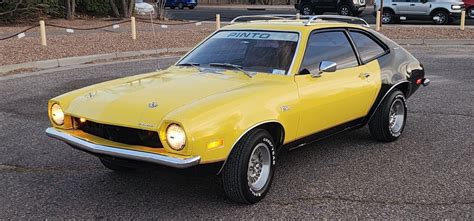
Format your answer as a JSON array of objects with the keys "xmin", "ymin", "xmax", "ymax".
[
  {"xmin": 0, "ymin": 46, "xmax": 473, "ymax": 219},
  {"xmin": 166, "ymin": 7, "xmax": 474, "ymax": 25}
]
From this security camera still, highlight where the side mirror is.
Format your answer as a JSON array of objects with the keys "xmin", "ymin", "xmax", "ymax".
[{"xmin": 312, "ymin": 61, "xmax": 337, "ymax": 78}]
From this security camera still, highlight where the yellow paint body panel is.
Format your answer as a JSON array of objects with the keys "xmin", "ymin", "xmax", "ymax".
[{"xmin": 48, "ymin": 21, "xmax": 381, "ymax": 164}]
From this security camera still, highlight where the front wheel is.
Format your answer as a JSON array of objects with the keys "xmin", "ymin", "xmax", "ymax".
[
  {"xmin": 222, "ymin": 129, "xmax": 276, "ymax": 204},
  {"xmin": 468, "ymin": 8, "xmax": 474, "ymax": 19},
  {"xmin": 432, "ymin": 10, "xmax": 449, "ymax": 25},
  {"xmin": 369, "ymin": 89, "xmax": 407, "ymax": 142},
  {"xmin": 188, "ymin": 6, "xmax": 195, "ymax": 9},
  {"xmin": 337, "ymin": 5, "xmax": 352, "ymax": 16}
]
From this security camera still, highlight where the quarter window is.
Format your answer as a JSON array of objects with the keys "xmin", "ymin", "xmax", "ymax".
[
  {"xmin": 300, "ymin": 31, "xmax": 358, "ymax": 73},
  {"xmin": 349, "ymin": 31, "xmax": 386, "ymax": 63}
]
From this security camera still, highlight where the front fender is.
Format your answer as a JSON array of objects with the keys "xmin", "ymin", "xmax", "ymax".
[{"xmin": 163, "ymin": 77, "xmax": 299, "ymax": 163}]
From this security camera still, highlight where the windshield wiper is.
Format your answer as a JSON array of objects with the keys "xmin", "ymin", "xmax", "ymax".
[
  {"xmin": 177, "ymin": 62, "xmax": 202, "ymax": 72},
  {"xmin": 209, "ymin": 63, "xmax": 253, "ymax": 78}
]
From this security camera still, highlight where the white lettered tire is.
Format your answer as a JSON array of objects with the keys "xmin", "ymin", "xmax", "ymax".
[{"xmin": 222, "ymin": 129, "xmax": 276, "ymax": 204}]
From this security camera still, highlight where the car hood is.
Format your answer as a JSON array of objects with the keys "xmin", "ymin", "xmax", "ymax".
[{"xmin": 65, "ymin": 67, "xmax": 250, "ymax": 129}]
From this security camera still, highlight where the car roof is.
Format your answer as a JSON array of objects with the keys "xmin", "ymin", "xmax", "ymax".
[{"xmin": 221, "ymin": 20, "xmax": 369, "ymax": 33}]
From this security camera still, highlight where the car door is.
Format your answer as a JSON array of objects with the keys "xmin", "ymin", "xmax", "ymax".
[
  {"xmin": 406, "ymin": 0, "xmax": 431, "ymax": 15},
  {"xmin": 392, "ymin": 0, "xmax": 412, "ymax": 15},
  {"xmin": 294, "ymin": 30, "xmax": 380, "ymax": 138}
]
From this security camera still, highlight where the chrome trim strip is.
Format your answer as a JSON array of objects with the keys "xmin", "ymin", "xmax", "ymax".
[{"xmin": 45, "ymin": 127, "xmax": 200, "ymax": 169}]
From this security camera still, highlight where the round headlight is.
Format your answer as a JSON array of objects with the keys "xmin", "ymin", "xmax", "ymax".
[
  {"xmin": 166, "ymin": 124, "xmax": 186, "ymax": 151},
  {"xmin": 51, "ymin": 103, "xmax": 65, "ymax": 126}
]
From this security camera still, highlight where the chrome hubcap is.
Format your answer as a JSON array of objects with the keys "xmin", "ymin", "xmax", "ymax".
[
  {"xmin": 247, "ymin": 143, "xmax": 271, "ymax": 193},
  {"xmin": 434, "ymin": 13, "xmax": 447, "ymax": 24},
  {"xmin": 389, "ymin": 99, "xmax": 405, "ymax": 135},
  {"xmin": 469, "ymin": 9, "xmax": 474, "ymax": 18},
  {"xmin": 382, "ymin": 13, "xmax": 391, "ymax": 23}
]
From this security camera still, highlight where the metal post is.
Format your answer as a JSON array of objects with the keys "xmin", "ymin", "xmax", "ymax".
[
  {"xmin": 216, "ymin": 14, "xmax": 221, "ymax": 30},
  {"xmin": 39, "ymin": 20, "xmax": 47, "ymax": 46},
  {"xmin": 380, "ymin": 0, "xmax": 384, "ymax": 28},
  {"xmin": 460, "ymin": 10, "xmax": 466, "ymax": 31},
  {"xmin": 131, "ymin": 17, "xmax": 137, "ymax": 40}
]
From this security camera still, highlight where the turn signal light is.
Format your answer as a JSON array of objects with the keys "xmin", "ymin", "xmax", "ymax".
[{"xmin": 416, "ymin": 79, "xmax": 423, "ymax": 85}]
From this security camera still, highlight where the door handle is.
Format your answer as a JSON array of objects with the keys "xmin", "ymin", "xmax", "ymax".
[
  {"xmin": 359, "ymin": 73, "xmax": 371, "ymax": 79},
  {"xmin": 410, "ymin": 3, "xmax": 415, "ymax": 6},
  {"xmin": 392, "ymin": 3, "xmax": 397, "ymax": 5}
]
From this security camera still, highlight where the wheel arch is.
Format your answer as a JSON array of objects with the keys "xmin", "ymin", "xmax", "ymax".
[
  {"xmin": 216, "ymin": 120, "xmax": 285, "ymax": 175},
  {"xmin": 430, "ymin": 7, "xmax": 450, "ymax": 16},
  {"xmin": 366, "ymin": 81, "xmax": 410, "ymax": 124}
]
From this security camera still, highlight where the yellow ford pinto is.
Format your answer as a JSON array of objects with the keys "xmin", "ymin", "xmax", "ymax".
[{"xmin": 46, "ymin": 15, "xmax": 429, "ymax": 204}]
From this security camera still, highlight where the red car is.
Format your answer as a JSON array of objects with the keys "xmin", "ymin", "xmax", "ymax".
[{"xmin": 465, "ymin": 0, "xmax": 474, "ymax": 18}]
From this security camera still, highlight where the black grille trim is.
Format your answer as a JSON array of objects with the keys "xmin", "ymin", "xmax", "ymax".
[{"xmin": 74, "ymin": 118, "xmax": 163, "ymax": 148}]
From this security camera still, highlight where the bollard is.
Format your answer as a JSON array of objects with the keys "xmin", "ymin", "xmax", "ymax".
[
  {"xmin": 460, "ymin": 10, "xmax": 466, "ymax": 31},
  {"xmin": 296, "ymin": 13, "xmax": 300, "ymax": 20},
  {"xmin": 39, "ymin": 20, "xmax": 47, "ymax": 46},
  {"xmin": 131, "ymin": 17, "xmax": 137, "ymax": 40},
  {"xmin": 375, "ymin": 11, "xmax": 381, "ymax": 31},
  {"xmin": 216, "ymin": 14, "xmax": 221, "ymax": 30}
]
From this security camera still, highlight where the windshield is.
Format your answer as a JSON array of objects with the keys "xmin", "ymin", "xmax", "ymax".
[{"xmin": 178, "ymin": 30, "xmax": 299, "ymax": 75}]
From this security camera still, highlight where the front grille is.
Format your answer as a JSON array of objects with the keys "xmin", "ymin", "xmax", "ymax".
[{"xmin": 74, "ymin": 118, "xmax": 162, "ymax": 148}]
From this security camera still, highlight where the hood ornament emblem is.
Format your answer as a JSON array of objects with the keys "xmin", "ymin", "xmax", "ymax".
[{"xmin": 148, "ymin": 101, "xmax": 158, "ymax": 108}]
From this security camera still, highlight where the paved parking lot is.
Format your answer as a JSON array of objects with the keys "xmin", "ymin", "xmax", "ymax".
[{"xmin": 0, "ymin": 45, "xmax": 472, "ymax": 219}]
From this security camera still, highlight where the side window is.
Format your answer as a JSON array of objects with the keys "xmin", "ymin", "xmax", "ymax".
[
  {"xmin": 349, "ymin": 31, "xmax": 386, "ymax": 63},
  {"xmin": 300, "ymin": 31, "xmax": 358, "ymax": 72}
]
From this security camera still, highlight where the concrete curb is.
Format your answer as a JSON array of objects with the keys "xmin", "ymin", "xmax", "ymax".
[
  {"xmin": 0, "ymin": 47, "xmax": 192, "ymax": 73},
  {"xmin": 1, "ymin": 39, "xmax": 473, "ymax": 73},
  {"xmin": 394, "ymin": 39, "xmax": 474, "ymax": 45}
]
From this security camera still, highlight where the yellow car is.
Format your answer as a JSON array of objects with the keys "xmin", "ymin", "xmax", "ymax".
[{"xmin": 46, "ymin": 15, "xmax": 429, "ymax": 204}]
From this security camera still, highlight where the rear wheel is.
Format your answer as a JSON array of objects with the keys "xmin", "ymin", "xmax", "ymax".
[
  {"xmin": 170, "ymin": 6, "xmax": 175, "ymax": 9},
  {"xmin": 99, "ymin": 157, "xmax": 138, "ymax": 172},
  {"xmin": 337, "ymin": 5, "xmax": 352, "ymax": 16},
  {"xmin": 222, "ymin": 129, "xmax": 276, "ymax": 204},
  {"xmin": 369, "ymin": 89, "xmax": 407, "ymax": 142},
  {"xmin": 300, "ymin": 4, "xmax": 313, "ymax": 15},
  {"xmin": 432, "ymin": 10, "xmax": 449, "ymax": 25},
  {"xmin": 381, "ymin": 10, "xmax": 394, "ymax": 24}
]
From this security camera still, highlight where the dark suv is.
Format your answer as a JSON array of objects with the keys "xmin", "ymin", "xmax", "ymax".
[{"xmin": 295, "ymin": 0, "xmax": 367, "ymax": 16}]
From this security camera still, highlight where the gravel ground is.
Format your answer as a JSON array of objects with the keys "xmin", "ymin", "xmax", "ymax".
[{"xmin": 1, "ymin": 19, "xmax": 473, "ymax": 66}]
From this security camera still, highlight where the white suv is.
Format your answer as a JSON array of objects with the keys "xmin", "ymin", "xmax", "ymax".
[{"xmin": 374, "ymin": 0, "xmax": 464, "ymax": 24}]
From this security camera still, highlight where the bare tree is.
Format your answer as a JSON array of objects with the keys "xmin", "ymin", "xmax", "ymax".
[
  {"xmin": 64, "ymin": 0, "xmax": 75, "ymax": 20},
  {"xmin": 110, "ymin": 0, "xmax": 120, "ymax": 18},
  {"xmin": 156, "ymin": 0, "xmax": 166, "ymax": 20}
]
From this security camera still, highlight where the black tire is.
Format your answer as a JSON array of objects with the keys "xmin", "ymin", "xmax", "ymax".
[
  {"xmin": 468, "ymin": 8, "xmax": 474, "ymax": 19},
  {"xmin": 170, "ymin": 6, "xmax": 176, "ymax": 9},
  {"xmin": 189, "ymin": 6, "xmax": 195, "ymax": 9},
  {"xmin": 337, "ymin": 4, "xmax": 352, "ymax": 16},
  {"xmin": 178, "ymin": 3, "xmax": 184, "ymax": 10},
  {"xmin": 222, "ymin": 129, "xmax": 276, "ymax": 204},
  {"xmin": 381, "ymin": 9, "xmax": 394, "ymax": 24},
  {"xmin": 99, "ymin": 157, "xmax": 138, "ymax": 172},
  {"xmin": 300, "ymin": 4, "xmax": 313, "ymax": 15},
  {"xmin": 369, "ymin": 89, "xmax": 407, "ymax": 142},
  {"xmin": 432, "ymin": 10, "xmax": 449, "ymax": 25}
]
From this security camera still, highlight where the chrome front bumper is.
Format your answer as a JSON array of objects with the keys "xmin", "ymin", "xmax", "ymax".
[{"xmin": 45, "ymin": 127, "xmax": 200, "ymax": 169}]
